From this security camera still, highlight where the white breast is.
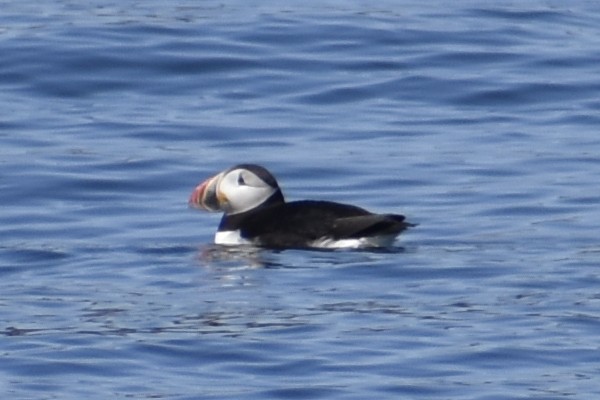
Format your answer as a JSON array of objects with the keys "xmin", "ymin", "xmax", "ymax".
[{"xmin": 214, "ymin": 230, "xmax": 252, "ymax": 246}]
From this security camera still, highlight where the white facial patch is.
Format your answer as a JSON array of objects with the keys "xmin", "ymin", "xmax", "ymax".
[{"xmin": 218, "ymin": 168, "xmax": 277, "ymax": 214}]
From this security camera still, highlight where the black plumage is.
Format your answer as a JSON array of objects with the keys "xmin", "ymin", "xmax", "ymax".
[{"xmin": 219, "ymin": 199, "xmax": 411, "ymax": 249}]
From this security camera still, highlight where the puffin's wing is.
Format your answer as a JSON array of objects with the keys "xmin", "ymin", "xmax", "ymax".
[
  {"xmin": 331, "ymin": 214, "xmax": 410, "ymax": 239},
  {"xmin": 234, "ymin": 201, "xmax": 411, "ymax": 248}
]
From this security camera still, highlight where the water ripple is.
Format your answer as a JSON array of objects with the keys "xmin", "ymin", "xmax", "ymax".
[{"xmin": 2, "ymin": 2, "xmax": 600, "ymax": 400}]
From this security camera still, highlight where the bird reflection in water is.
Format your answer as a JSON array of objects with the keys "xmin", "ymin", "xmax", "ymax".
[{"xmin": 196, "ymin": 244, "xmax": 280, "ymax": 270}]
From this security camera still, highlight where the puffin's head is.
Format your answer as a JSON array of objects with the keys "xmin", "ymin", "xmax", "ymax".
[{"xmin": 189, "ymin": 164, "xmax": 284, "ymax": 215}]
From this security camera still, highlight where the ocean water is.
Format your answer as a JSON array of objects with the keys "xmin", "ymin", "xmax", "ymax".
[{"xmin": 2, "ymin": 1, "xmax": 600, "ymax": 399}]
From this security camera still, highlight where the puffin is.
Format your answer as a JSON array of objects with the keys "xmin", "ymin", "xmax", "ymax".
[{"xmin": 189, "ymin": 164, "xmax": 413, "ymax": 249}]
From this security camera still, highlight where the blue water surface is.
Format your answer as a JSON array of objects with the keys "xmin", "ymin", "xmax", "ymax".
[{"xmin": 2, "ymin": 1, "xmax": 600, "ymax": 399}]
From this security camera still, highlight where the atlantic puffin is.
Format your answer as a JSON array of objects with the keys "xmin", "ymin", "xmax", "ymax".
[{"xmin": 189, "ymin": 164, "xmax": 413, "ymax": 249}]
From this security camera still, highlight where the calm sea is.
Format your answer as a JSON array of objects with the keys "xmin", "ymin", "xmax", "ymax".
[{"xmin": 2, "ymin": 1, "xmax": 600, "ymax": 399}]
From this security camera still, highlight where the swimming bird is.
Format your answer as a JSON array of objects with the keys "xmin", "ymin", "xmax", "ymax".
[{"xmin": 189, "ymin": 164, "xmax": 413, "ymax": 249}]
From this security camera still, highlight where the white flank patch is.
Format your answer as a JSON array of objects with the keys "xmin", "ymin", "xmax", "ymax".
[
  {"xmin": 214, "ymin": 230, "xmax": 252, "ymax": 245},
  {"xmin": 310, "ymin": 235, "xmax": 398, "ymax": 249}
]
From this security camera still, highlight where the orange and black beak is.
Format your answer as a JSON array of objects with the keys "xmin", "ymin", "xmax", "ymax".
[{"xmin": 188, "ymin": 172, "xmax": 227, "ymax": 212}]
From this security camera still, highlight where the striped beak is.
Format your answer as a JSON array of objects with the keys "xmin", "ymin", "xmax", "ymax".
[{"xmin": 189, "ymin": 172, "xmax": 227, "ymax": 211}]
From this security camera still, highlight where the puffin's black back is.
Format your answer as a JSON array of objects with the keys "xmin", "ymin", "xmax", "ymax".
[{"xmin": 219, "ymin": 200, "xmax": 410, "ymax": 248}]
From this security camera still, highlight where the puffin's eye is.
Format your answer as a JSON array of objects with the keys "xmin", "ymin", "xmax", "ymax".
[{"xmin": 237, "ymin": 174, "xmax": 246, "ymax": 185}]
